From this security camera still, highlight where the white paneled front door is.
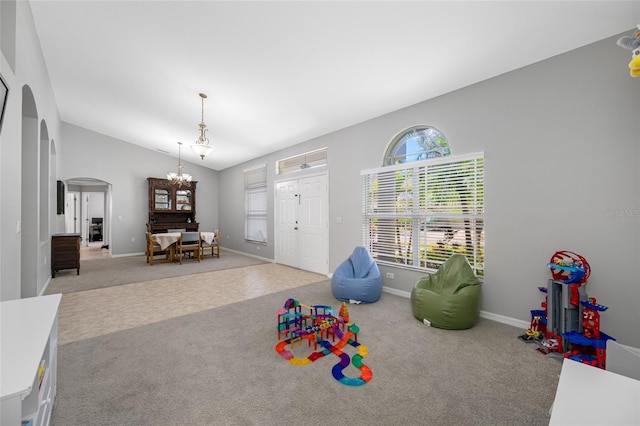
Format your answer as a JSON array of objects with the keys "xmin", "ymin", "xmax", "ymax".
[
  {"xmin": 276, "ymin": 179, "xmax": 299, "ymax": 268},
  {"xmin": 275, "ymin": 173, "xmax": 328, "ymax": 275}
]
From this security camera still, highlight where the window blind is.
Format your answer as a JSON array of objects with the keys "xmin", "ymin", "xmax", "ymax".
[
  {"xmin": 244, "ymin": 165, "xmax": 268, "ymax": 243},
  {"xmin": 362, "ymin": 152, "xmax": 484, "ymax": 275}
]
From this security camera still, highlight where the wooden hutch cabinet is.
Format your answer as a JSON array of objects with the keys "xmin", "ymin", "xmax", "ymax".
[{"xmin": 147, "ymin": 178, "xmax": 199, "ymax": 233}]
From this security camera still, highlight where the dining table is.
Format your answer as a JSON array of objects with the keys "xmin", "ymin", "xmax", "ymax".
[
  {"xmin": 153, "ymin": 232, "xmax": 181, "ymax": 250},
  {"xmin": 152, "ymin": 232, "xmax": 181, "ymax": 263},
  {"xmin": 152, "ymin": 232, "xmax": 217, "ymax": 263}
]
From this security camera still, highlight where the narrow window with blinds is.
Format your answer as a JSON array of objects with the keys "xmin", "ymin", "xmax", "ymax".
[
  {"xmin": 244, "ymin": 165, "xmax": 268, "ymax": 244},
  {"xmin": 362, "ymin": 152, "xmax": 484, "ymax": 276}
]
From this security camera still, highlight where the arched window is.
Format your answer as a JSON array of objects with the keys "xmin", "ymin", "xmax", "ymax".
[
  {"xmin": 363, "ymin": 125, "xmax": 484, "ymax": 276},
  {"xmin": 383, "ymin": 125, "xmax": 450, "ymax": 166}
]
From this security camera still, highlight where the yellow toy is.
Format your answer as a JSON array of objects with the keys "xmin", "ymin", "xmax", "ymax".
[{"xmin": 617, "ymin": 24, "xmax": 640, "ymax": 77}]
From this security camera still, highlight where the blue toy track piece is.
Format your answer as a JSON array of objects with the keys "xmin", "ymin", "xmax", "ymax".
[
  {"xmin": 581, "ymin": 300, "xmax": 608, "ymax": 311},
  {"xmin": 567, "ymin": 352, "xmax": 598, "ymax": 364},
  {"xmin": 563, "ymin": 330, "xmax": 615, "ymax": 348},
  {"xmin": 546, "ymin": 263, "xmax": 585, "ymax": 284}
]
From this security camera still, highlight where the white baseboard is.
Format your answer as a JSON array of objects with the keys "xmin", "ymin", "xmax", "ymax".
[
  {"xmin": 382, "ymin": 286, "xmax": 410, "ymax": 298},
  {"xmin": 39, "ymin": 277, "xmax": 52, "ymax": 296},
  {"xmin": 112, "ymin": 252, "xmax": 145, "ymax": 258},
  {"xmin": 381, "ymin": 286, "xmax": 529, "ymax": 330},
  {"xmin": 221, "ymin": 247, "xmax": 274, "ymax": 263},
  {"xmin": 480, "ymin": 311, "xmax": 529, "ymax": 329}
]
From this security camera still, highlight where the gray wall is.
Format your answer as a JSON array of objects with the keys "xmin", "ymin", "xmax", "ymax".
[
  {"xmin": 59, "ymin": 123, "xmax": 220, "ymax": 257},
  {"xmin": 219, "ymin": 33, "xmax": 640, "ymax": 347},
  {"xmin": 1, "ymin": 1, "xmax": 63, "ymax": 301}
]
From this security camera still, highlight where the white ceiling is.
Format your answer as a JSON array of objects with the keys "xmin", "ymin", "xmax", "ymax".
[{"xmin": 29, "ymin": 1, "xmax": 639, "ymax": 171}]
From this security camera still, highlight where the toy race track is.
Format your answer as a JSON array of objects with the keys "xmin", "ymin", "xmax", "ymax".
[{"xmin": 275, "ymin": 298, "xmax": 372, "ymax": 386}]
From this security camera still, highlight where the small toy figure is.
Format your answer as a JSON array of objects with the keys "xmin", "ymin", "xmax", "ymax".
[
  {"xmin": 339, "ymin": 301, "xmax": 350, "ymax": 323},
  {"xmin": 518, "ymin": 314, "xmax": 544, "ymax": 342},
  {"xmin": 541, "ymin": 338, "xmax": 559, "ymax": 352}
]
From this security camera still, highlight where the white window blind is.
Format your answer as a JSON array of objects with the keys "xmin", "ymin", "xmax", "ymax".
[
  {"xmin": 244, "ymin": 165, "xmax": 268, "ymax": 243},
  {"xmin": 362, "ymin": 152, "xmax": 484, "ymax": 276}
]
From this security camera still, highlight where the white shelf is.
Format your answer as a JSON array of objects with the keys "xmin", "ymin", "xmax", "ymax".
[
  {"xmin": 1, "ymin": 294, "xmax": 62, "ymax": 426},
  {"xmin": 549, "ymin": 359, "xmax": 640, "ymax": 425}
]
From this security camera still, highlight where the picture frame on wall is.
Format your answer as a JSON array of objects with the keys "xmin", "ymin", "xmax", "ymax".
[{"xmin": 0, "ymin": 73, "xmax": 8, "ymax": 134}]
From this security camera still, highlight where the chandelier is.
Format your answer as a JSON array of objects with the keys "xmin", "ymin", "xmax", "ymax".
[
  {"xmin": 190, "ymin": 93, "xmax": 214, "ymax": 160},
  {"xmin": 167, "ymin": 142, "xmax": 192, "ymax": 186}
]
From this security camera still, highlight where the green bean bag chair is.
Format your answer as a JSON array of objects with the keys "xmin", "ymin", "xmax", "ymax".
[{"xmin": 411, "ymin": 254, "xmax": 481, "ymax": 330}]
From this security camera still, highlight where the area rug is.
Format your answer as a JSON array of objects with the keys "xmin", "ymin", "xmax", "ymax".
[
  {"xmin": 52, "ymin": 282, "xmax": 561, "ymax": 425},
  {"xmin": 45, "ymin": 250, "xmax": 266, "ymax": 294}
]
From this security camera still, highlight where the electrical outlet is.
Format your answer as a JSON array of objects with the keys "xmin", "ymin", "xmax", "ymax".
[
  {"xmin": 131, "ymin": 237, "xmax": 135, "ymax": 243},
  {"xmin": 386, "ymin": 272, "xmax": 394, "ymax": 279}
]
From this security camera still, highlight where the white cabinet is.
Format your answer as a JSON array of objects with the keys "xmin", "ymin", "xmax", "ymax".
[{"xmin": 1, "ymin": 294, "xmax": 62, "ymax": 426}]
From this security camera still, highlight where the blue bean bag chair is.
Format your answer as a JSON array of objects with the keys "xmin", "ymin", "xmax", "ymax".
[
  {"xmin": 411, "ymin": 254, "xmax": 481, "ymax": 329},
  {"xmin": 331, "ymin": 246, "xmax": 382, "ymax": 303}
]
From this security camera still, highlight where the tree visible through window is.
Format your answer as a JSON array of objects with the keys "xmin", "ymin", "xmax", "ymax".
[
  {"xmin": 384, "ymin": 126, "xmax": 451, "ymax": 165},
  {"xmin": 363, "ymin": 127, "xmax": 483, "ymax": 275}
]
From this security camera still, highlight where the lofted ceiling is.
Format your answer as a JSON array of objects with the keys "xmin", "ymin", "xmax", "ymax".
[{"xmin": 29, "ymin": 1, "xmax": 639, "ymax": 171}]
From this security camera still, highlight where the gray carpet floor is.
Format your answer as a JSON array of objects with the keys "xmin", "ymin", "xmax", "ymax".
[
  {"xmin": 46, "ymin": 251, "xmax": 266, "ymax": 294},
  {"xmin": 52, "ymin": 280, "xmax": 562, "ymax": 425}
]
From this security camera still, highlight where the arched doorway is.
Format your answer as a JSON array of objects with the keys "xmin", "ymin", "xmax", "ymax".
[{"xmin": 64, "ymin": 177, "xmax": 112, "ymax": 258}]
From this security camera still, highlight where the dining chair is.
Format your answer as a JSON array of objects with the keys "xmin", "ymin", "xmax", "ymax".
[
  {"xmin": 201, "ymin": 228, "xmax": 221, "ymax": 259},
  {"xmin": 178, "ymin": 231, "xmax": 201, "ymax": 264},
  {"xmin": 146, "ymin": 232, "xmax": 174, "ymax": 265}
]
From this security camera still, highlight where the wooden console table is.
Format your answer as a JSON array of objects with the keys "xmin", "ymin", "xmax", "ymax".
[{"xmin": 51, "ymin": 233, "xmax": 81, "ymax": 278}]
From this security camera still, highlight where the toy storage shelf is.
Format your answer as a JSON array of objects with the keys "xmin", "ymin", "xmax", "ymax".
[{"xmin": 0, "ymin": 294, "xmax": 62, "ymax": 426}]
